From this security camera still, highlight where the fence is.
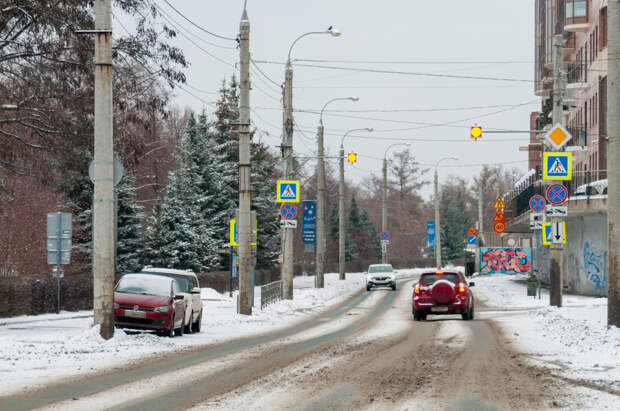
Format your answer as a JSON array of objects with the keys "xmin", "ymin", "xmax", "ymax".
[{"xmin": 260, "ymin": 280, "xmax": 282, "ymax": 310}]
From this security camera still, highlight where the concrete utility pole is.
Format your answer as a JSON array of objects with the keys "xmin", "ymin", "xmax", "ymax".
[
  {"xmin": 281, "ymin": 28, "xmax": 340, "ymax": 299},
  {"xmin": 316, "ymin": 98, "xmax": 358, "ymax": 287},
  {"xmin": 281, "ymin": 59, "xmax": 294, "ymax": 300},
  {"xmin": 92, "ymin": 0, "xmax": 115, "ymax": 339},
  {"xmin": 549, "ymin": 34, "xmax": 564, "ymax": 308},
  {"xmin": 475, "ymin": 180, "xmax": 483, "ymax": 273},
  {"xmin": 238, "ymin": 5, "xmax": 252, "ymax": 315},
  {"xmin": 339, "ymin": 128, "xmax": 372, "ymax": 279},
  {"xmin": 607, "ymin": 1, "xmax": 620, "ymax": 326}
]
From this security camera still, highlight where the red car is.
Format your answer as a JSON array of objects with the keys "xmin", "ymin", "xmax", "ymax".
[
  {"xmin": 412, "ymin": 270, "xmax": 475, "ymax": 321},
  {"xmin": 114, "ymin": 273, "xmax": 186, "ymax": 337}
]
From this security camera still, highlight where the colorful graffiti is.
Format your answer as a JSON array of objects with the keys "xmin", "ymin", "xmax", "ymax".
[
  {"xmin": 480, "ymin": 248, "xmax": 532, "ymax": 274},
  {"xmin": 582, "ymin": 241, "xmax": 607, "ymax": 290}
]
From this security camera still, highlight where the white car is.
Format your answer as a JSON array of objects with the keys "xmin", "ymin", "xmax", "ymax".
[
  {"xmin": 140, "ymin": 267, "xmax": 203, "ymax": 333},
  {"xmin": 365, "ymin": 264, "xmax": 397, "ymax": 291}
]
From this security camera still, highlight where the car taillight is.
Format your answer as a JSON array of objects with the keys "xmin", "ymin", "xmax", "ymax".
[
  {"xmin": 457, "ymin": 283, "xmax": 467, "ymax": 293},
  {"xmin": 414, "ymin": 284, "xmax": 420, "ymax": 294}
]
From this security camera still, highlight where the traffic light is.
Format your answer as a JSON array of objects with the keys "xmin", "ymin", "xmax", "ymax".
[
  {"xmin": 346, "ymin": 152, "xmax": 358, "ymax": 163},
  {"xmin": 471, "ymin": 125, "xmax": 482, "ymax": 140}
]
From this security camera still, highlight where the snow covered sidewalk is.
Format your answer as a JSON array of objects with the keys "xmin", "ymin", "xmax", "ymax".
[
  {"xmin": 0, "ymin": 272, "xmax": 370, "ymax": 396},
  {"xmin": 473, "ymin": 274, "xmax": 620, "ymax": 405}
]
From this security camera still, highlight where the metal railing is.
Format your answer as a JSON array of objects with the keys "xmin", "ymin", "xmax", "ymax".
[
  {"xmin": 567, "ymin": 59, "xmax": 587, "ymax": 85},
  {"xmin": 260, "ymin": 280, "xmax": 282, "ymax": 309}
]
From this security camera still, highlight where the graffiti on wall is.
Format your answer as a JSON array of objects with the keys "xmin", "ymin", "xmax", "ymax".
[
  {"xmin": 582, "ymin": 241, "xmax": 607, "ymax": 290},
  {"xmin": 480, "ymin": 248, "xmax": 532, "ymax": 274}
]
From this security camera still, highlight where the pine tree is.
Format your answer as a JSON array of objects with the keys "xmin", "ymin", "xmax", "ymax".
[
  {"xmin": 329, "ymin": 202, "xmax": 356, "ymax": 261},
  {"xmin": 440, "ymin": 189, "xmax": 472, "ymax": 263},
  {"xmin": 115, "ymin": 173, "xmax": 145, "ymax": 273}
]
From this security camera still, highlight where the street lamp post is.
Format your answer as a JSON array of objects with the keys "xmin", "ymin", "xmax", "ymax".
[
  {"xmin": 316, "ymin": 97, "xmax": 358, "ymax": 288},
  {"xmin": 434, "ymin": 156, "xmax": 459, "ymax": 268},
  {"xmin": 339, "ymin": 128, "xmax": 373, "ymax": 280},
  {"xmin": 281, "ymin": 27, "xmax": 340, "ymax": 299},
  {"xmin": 382, "ymin": 143, "xmax": 410, "ymax": 264}
]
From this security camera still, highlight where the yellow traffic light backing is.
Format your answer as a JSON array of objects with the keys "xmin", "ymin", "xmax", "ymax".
[
  {"xmin": 471, "ymin": 125, "xmax": 482, "ymax": 140},
  {"xmin": 347, "ymin": 152, "xmax": 358, "ymax": 163}
]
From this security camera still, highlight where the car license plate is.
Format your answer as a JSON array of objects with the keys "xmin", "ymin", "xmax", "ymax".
[
  {"xmin": 124, "ymin": 310, "xmax": 146, "ymax": 319},
  {"xmin": 431, "ymin": 307, "xmax": 449, "ymax": 312}
]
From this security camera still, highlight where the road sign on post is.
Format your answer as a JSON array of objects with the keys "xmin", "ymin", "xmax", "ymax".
[
  {"xmin": 544, "ymin": 123, "xmax": 573, "ymax": 150},
  {"xmin": 493, "ymin": 196, "xmax": 506, "ymax": 209},
  {"xmin": 543, "ymin": 152, "xmax": 572, "ymax": 180},
  {"xmin": 302, "ymin": 200, "xmax": 316, "ymax": 251},
  {"xmin": 280, "ymin": 203, "xmax": 297, "ymax": 220},
  {"xmin": 546, "ymin": 184, "xmax": 569, "ymax": 205},
  {"xmin": 277, "ymin": 180, "xmax": 300, "ymax": 203},
  {"xmin": 427, "ymin": 221, "xmax": 436, "ymax": 247},
  {"xmin": 493, "ymin": 222, "xmax": 506, "ymax": 233},
  {"xmin": 467, "ymin": 235, "xmax": 477, "ymax": 245},
  {"xmin": 46, "ymin": 212, "xmax": 72, "ymax": 314},
  {"xmin": 493, "ymin": 209, "xmax": 506, "ymax": 222},
  {"xmin": 542, "ymin": 221, "xmax": 566, "ymax": 245},
  {"xmin": 529, "ymin": 195, "xmax": 546, "ymax": 212}
]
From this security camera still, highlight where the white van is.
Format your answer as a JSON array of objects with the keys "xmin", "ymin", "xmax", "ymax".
[{"xmin": 140, "ymin": 267, "xmax": 203, "ymax": 333}]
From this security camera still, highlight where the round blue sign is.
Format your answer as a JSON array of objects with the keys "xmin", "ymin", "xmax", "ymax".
[
  {"xmin": 467, "ymin": 235, "xmax": 477, "ymax": 245},
  {"xmin": 529, "ymin": 195, "xmax": 546, "ymax": 212},
  {"xmin": 280, "ymin": 203, "xmax": 297, "ymax": 219},
  {"xmin": 546, "ymin": 184, "xmax": 568, "ymax": 205}
]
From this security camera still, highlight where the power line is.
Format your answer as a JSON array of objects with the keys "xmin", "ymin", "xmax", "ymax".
[
  {"xmin": 294, "ymin": 58, "xmax": 535, "ymax": 65},
  {"xmin": 252, "ymin": 60, "xmax": 534, "ymax": 83},
  {"xmin": 161, "ymin": 0, "xmax": 237, "ymax": 42},
  {"xmin": 250, "ymin": 59, "xmax": 282, "ymax": 88},
  {"xmin": 154, "ymin": 3, "xmax": 236, "ymax": 50}
]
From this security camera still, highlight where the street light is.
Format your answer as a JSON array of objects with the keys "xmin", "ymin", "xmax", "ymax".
[
  {"xmin": 339, "ymin": 127, "xmax": 373, "ymax": 280},
  {"xmin": 281, "ymin": 27, "xmax": 341, "ymax": 299},
  {"xmin": 434, "ymin": 156, "xmax": 459, "ymax": 268},
  {"xmin": 316, "ymin": 96, "xmax": 358, "ymax": 289},
  {"xmin": 382, "ymin": 142, "xmax": 411, "ymax": 264}
]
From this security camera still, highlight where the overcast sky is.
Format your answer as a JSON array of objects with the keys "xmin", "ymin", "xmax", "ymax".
[{"xmin": 118, "ymin": 0, "xmax": 536, "ymax": 200}]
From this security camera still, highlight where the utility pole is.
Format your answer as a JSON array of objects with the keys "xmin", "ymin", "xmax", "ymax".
[
  {"xmin": 316, "ymin": 122, "xmax": 325, "ymax": 288},
  {"xmin": 434, "ymin": 168, "xmax": 441, "ymax": 268},
  {"xmin": 92, "ymin": 0, "xmax": 115, "ymax": 339},
  {"xmin": 238, "ymin": 4, "xmax": 252, "ymax": 314},
  {"xmin": 381, "ymin": 158, "xmax": 388, "ymax": 263},
  {"xmin": 549, "ymin": 34, "xmax": 564, "ymax": 307},
  {"xmin": 475, "ymin": 180, "xmax": 483, "ymax": 273},
  {"xmin": 339, "ymin": 145, "xmax": 346, "ymax": 279},
  {"xmin": 607, "ymin": 1, "xmax": 620, "ymax": 326},
  {"xmin": 281, "ymin": 60, "xmax": 294, "ymax": 299}
]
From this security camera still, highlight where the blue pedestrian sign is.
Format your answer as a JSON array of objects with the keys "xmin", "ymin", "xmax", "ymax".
[
  {"xmin": 277, "ymin": 180, "xmax": 300, "ymax": 203},
  {"xmin": 543, "ymin": 152, "xmax": 572, "ymax": 181},
  {"xmin": 467, "ymin": 235, "xmax": 477, "ymax": 245},
  {"xmin": 427, "ymin": 221, "xmax": 436, "ymax": 247},
  {"xmin": 302, "ymin": 200, "xmax": 316, "ymax": 244}
]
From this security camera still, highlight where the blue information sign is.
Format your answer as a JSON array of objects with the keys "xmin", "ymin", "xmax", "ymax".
[
  {"xmin": 427, "ymin": 221, "xmax": 436, "ymax": 247},
  {"xmin": 302, "ymin": 200, "xmax": 316, "ymax": 244},
  {"xmin": 467, "ymin": 235, "xmax": 477, "ymax": 245}
]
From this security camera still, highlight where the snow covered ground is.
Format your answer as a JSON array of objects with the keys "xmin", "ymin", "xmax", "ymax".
[
  {"xmin": 472, "ymin": 273, "xmax": 620, "ymax": 400},
  {"xmin": 0, "ymin": 271, "xmax": 384, "ymax": 396}
]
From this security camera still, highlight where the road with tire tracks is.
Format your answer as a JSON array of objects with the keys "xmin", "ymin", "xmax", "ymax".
[{"xmin": 0, "ymin": 277, "xmax": 580, "ymax": 410}]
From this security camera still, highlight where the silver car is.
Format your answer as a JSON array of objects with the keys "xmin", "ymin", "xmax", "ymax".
[{"xmin": 365, "ymin": 264, "xmax": 396, "ymax": 291}]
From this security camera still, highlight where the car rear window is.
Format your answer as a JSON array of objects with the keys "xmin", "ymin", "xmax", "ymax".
[
  {"xmin": 420, "ymin": 273, "xmax": 460, "ymax": 285},
  {"xmin": 142, "ymin": 272, "xmax": 191, "ymax": 292},
  {"xmin": 116, "ymin": 275, "xmax": 171, "ymax": 296}
]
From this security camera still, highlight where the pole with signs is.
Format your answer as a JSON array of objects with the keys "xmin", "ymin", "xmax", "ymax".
[{"xmin": 46, "ymin": 213, "xmax": 72, "ymax": 314}]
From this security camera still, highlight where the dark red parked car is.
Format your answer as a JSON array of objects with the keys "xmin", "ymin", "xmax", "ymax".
[
  {"xmin": 114, "ymin": 273, "xmax": 186, "ymax": 337},
  {"xmin": 412, "ymin": 270, "xmax": 475, "ymax": 321}
]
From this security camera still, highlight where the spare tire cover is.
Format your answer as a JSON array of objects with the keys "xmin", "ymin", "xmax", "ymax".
[{"xmin": 431, "ymin": 279, "xmax": 455, "ymax": 304}]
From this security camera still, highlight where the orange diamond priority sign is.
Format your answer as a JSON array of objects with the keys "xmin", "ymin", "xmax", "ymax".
[{"xmin": 544, "ymin": 123, "xmax": 572, "ymax": 150}]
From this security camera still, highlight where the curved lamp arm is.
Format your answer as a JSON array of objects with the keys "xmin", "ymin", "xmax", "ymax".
[
  {"xmin": 287, "ymin": 27, "xmax": 341, "ymax": 64},
  {"xmin": 341, "ymin": 128, "xmax": 373, "ymax": 147}
]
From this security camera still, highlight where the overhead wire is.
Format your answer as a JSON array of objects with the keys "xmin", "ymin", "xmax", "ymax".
[{"xmin": 161, "ymin": 0, "xmax": 237, "ymax": 42}]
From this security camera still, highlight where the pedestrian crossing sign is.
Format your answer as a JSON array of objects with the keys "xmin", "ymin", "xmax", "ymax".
[
  {"xmin": 543, "ymin": 152, "xmax": 572, "ymax": 181},
  {"xmin": 277, "ymin": 180, "xmax": 300, "ymax": 203}
]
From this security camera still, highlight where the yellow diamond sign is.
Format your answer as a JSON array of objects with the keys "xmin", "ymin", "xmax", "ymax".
[{"xmin": 544, "ymin": 123, "xmax": 572, "ymax": 150}]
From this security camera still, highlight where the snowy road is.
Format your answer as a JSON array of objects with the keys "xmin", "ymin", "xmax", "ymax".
[{"xmin": 1, "ymin": 271, "xmax": 619, "ymax": 410}]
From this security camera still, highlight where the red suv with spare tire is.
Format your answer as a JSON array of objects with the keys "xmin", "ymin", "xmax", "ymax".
[{"xmin": 412, "ymin": 270, "xmax": 475, "ymax": 321}]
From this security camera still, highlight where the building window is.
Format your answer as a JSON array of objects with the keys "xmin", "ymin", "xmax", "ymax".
[{"xmin": 566, "ymin": 0, "xmax": 588, "ymax": 25}]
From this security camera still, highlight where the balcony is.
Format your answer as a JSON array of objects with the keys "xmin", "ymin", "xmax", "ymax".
[
  {"xmin": 565, "ymin": 0, "xmax": 590, "ymax": 32},
  {"xmin": 567, "ymin": 60, "xmax": 588, "ymax": 89}
]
